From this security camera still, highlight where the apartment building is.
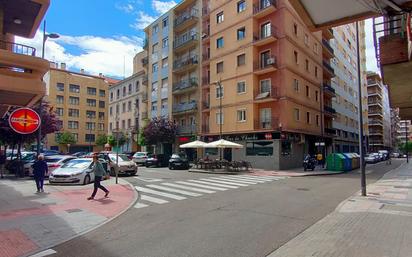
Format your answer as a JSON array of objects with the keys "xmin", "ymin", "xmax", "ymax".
[
  {"xmin": 366, "ymin": 72, "xmax": 391, "ymax": 151},
  {"xmin": 0, "ymin": 1, "xmax": 50, "ymax": 117},
  {"xmin": 398, "ymin": 120, "xmax": 412, "ymax": 145},
  {"xmin": 391, "ymin": 108, "xmax": 401, "ymax": 150},
  {"xmin": 44, "ymin": 64, "xmax": 112, "ymax": 153},
  {"xmin": 108, "ymin": 69, "xmax": 148, "ymax": 152}
]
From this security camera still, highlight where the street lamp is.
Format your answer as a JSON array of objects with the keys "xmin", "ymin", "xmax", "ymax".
[
  {"xmin": 36, "ymin": 20, "xmax": 60, "ymax": 157},
  {"xmin": 88, "ymin": 114, "xmax": 93, "ymax": 152}
]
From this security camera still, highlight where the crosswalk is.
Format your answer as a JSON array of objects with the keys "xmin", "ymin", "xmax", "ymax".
[{"xmin": 133, "ymin": 175, "xmax": 286, "ymax": 209}]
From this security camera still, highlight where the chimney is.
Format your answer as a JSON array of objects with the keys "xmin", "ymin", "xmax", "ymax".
[
  {"xmin": 60, "ymin": 63, "xmax": 66, "ymax": 70},
  {"xmin": 80, "ymin": 69, "xmax": 85, "ymax": 73}
]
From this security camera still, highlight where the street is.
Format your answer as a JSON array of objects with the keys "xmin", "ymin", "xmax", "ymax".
[{"xmin": 48, "ymin": 160, "xmax": 402, "ymax": 257}]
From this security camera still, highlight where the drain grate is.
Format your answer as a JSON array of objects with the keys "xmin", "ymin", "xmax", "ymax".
[{"xmin": 65, "ymin": 208, "xmax": 82, "ymax": 213}]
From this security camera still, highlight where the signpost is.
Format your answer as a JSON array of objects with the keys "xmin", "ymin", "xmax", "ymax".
[{"xmin": 8, "ymin": 108, "xmax": 41, "ymax": 134}]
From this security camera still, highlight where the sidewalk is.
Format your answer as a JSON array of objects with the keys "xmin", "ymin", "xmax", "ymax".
[
  {"xmin": 0, "ymin": 177, "xmax": 137, "ymax": 257},
  {"xmin": 267, "ymin": 161, "xmax": 412, "ymax": 257},
  {"xmin": 249, "ymin": 166, "xmax": 343, "ymax": 177}
]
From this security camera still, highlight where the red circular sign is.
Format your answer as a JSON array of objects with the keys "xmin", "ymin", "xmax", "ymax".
[{"xmin": 8, "ymin": 108, "xmax": 41, "ymax": 134}]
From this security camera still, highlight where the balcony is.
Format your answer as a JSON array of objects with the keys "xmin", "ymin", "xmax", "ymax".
[
  {"xmin": 173, "ymin": 32, "xmax": 199, "ymax": 53},
  {"xmin": 368, "ymin": 119, "xmax": 383, "ymax": 126},
  {"xmin": 369, "ymin": 129, "xmax": 384, "ymax": 136},
  {"xmin": 323, "ymin": 60, "xmax": 335, "ymax": 77},
  {"xmin": 173, "ymin": 101, "xmax": 198, "ymax": 114},
  {"xmin": 254, "ymin": 117, "xmax": 279, "ymax": 131},
  {"xmin": 142, "ymin": 75, "xmax": 148, "ymax": 85},
  {"xmin": 177, "ymin": 124, "xmax": 197, "ymax": 135},
  {"xmin": 174, "ymin": 8, "xmax": 199, "ymax": 32},
  {"xmin": 323, "ymin": 84, "xmax": 336, "ymax": 97},
  {"xmin": 202, "ymin": 124, "xmax": 210, "ymax": 133},
  {"xmin": 324, "ymin": 127, "xmax": 336, "ymax": 136},
  {"xmin": 254, "ymin": 26, "xmax": 278, "ymax": 46},
  {"xmin": 253, "ymin": 0, "xmax": 277, "ymax": 18},
  {"xmin": 324, "ymin": 106, "xmax": 337, "ymax": 117},
  {"xmin": 202, "ymin": 101, "xmax": 210, "ymax": 109},
  {"xmin": 254, "ymin": 87, "xmax": 279, "ymax": 103},
  {"xmin": 0, "ymin": 40, "xmax": 50, "ymax": 110},
  {"xmin": 369, "ymin": 140, "xmax": 384, "ymax": 146},
  {"xmin": 322, "ymin": 39, "xmax": 334, "ymax": 58},
  {"xmin": 254, "ymin": 56, "xmax": 277, "ymax": 75},
  {"xmin": 323, "ymin": 28, "xmax": 334, "ymax": 40},
  {"xmin": 202, "ymin": 76, "xmax": 210, "ymax": 86},
  {"xmin": 141, "ymin": 56, "xmax": 148, "ymax": 67},
  {"xmin": 368, "ymin": 109, "xmax": 383, "ymax": 116},
  {"xmin": 368, "ymin": 98, "xmax": 383, "ymax": 107},
  {"xmin": 367, "ymin": 89, "xmax": 383, "ymax": 98},
  {"xmin": 173, "ymin": 55, "xmax": 199, "ymax": 74},
  {"xmin": 202, "ymin": 51, "xmax": 210, "ymax": 62},
  {"xmin": 172, "ymin": 78, "xmax": 198, "ymax": 94},
  {"xmin": 202, "ymin": 6, "xmax": 210, "ymax": 17}
]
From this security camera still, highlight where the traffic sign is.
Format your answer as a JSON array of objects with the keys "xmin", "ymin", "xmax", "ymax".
[{"xmin": 8, "ymin": 108, "xmax": 41, "ymax": 134}]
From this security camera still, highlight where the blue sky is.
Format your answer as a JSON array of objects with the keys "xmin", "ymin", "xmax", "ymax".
[{"xmin": 15, "ymin": 0, "xmax": 378, "ymax": 79}]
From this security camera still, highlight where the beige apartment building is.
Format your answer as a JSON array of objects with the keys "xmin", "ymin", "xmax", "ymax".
[
  {"xmin": 0, "ymin": 1, "xmax": 50, "ymax": 117},
  {"xmin": 44, "ymin": 64, "xmax": 113, "ymax": 153}
]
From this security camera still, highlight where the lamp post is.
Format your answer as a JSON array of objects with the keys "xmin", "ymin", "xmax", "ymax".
[
  {"xmin": 36, "ymin": 20, "xmax": 59, "ymax": 157},
  {"xmin": 215, "ymin": 80, "xmax": 223, "ymax": 160},
  {"xmin": 88, "ymin": 114, "xmax": 93, "ymax": 153}
]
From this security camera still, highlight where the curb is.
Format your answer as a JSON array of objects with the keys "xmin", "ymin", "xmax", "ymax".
[
  {"xmin": 26, "ymin": 178, "xmax": 138, "ymax": 257},
  {"xmin": 188, "ymin": 169, "xmax": 252, "ymax": 175}
]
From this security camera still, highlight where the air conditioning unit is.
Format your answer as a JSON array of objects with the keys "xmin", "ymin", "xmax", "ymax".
[{"xmin": 267, "ymin": 58, "xmax": 275, "ymax": 65}]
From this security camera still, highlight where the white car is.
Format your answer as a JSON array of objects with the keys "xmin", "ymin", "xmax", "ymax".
[
  {"xmin": 29, "ymin": 155, "xmax": 76, "ymax": 177},
  {"xmin": 99, "ymin": 153, "xmax": 137, "ymax": 176},
  {"xmin": 49, "ymin": 158, "xmax": 98, "ymax": 185},
  {"xmin": 132, "ymin": 152, "xmax": 148, "ymax": 165}
]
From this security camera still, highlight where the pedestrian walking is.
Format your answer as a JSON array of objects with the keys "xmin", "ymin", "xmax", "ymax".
[
  {"xmin": 0, "ymin": 150, "xmax": 6, "ymax": 179},
  {"xmin": 32, "ymin": 155, "xmax": 48, "ymax": 193},
  {"xmin": 87, "ymin": 155, "xmax": 109, "ymax": 200}
]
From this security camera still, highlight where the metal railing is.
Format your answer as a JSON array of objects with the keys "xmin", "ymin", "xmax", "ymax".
[
  {"xmin": 322, "ymin": 39, "xmax": 334, "ymax": 54},
  {"xmin": 323, "ymin": 84, "xmax": 336, "ymax": 94},
  {"xmin": 324, "ymin": 106, "xmax": 336, "ymax": 114},
  {"xmin": 173, "ymin": 32, "xmax": 199, "ymax": 49},
  {"xmin": 142, "ymin": 112, "xmax": 148, "ymax": 119},
  {"xmin": 253, "ymin": 0, "xmax": 277, "ymax": 15},
  {"xmin": 173, "ymin": 55, "xmax": 199, "ymax": 71},
  {"xmin": 172, "ymin": 78, "xmax": 199, "ymax": 92},
  {"xmin": 368, "ymin": 119, "xmax": 383, "ymax": 125},
  {"xmin": 323, "ymin": 60, "xmax": 335, "ymax": 75},
  {"xmin": 254, "ymin": 25, "xmax": 278, "ymax": 42},
  {"xmin": 141, "ymin": 93, "xmax": 148, "ymax": 102},
  {"xmin": 174, "ymin": 8, "xmax": 199, "ymax": 28},
  {"xmin": 325, "ymin": 127, "xmax": 336, "ymax": 135},
  {"xmin": 255, "ymin": 87, "xmax": 278, "ymax": 100},
  {"xmin": 172, "ymin": 101, "xmax": 198, "ymax": 113},
  {"xmin": 0, "ymin": 40, "xmax": 36, "ymax": 56},
  {"xmin": 177, "ymin": 124, "xmax": 197, "ymax": 134},
  {"xmin": 202, "ymin": 6, "xmax": 210, "ymax": 16},
  {"xmin": 254, "ymin": 56, "xmax": 277, "ymax": 70},
  {"xmin": 202, "ymin": 76, "xmax": 210, "ymax": 86},
  {"xmin": 254, "ymin": 117, "xmax": 279, "ymax": 130},
  {"xmin": 202, "ymin": 51, "xmax": 210, "ymax": 61},
  {"xmin": 203, "ymin": 101, "xmax": 210, "ymax": 109}
]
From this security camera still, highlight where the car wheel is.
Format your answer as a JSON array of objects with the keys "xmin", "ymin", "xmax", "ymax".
[
  {"xmin": 169, "ymin": 165, "xmax": 174, "ymax": 170},
  {"xmin": 110, "ymin": 168, "xmax": 116, "ymax": 176},
  {"xmin": 83, "ymin": 175, "xmax": 91, "ymax": 185}
]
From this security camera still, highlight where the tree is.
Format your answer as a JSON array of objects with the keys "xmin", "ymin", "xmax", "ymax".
[
  {"xmin": 137, "ymin": 130, "xmax": 146, "ymax": 146},
  {"xmin": 399, "ymin": 142, "xmax": 412, "ymax": 153},
  {"xmin": 108, "ymin": 132, "xmax": 127, "ymax": 147},
  {"xmin": 56, "ymin": 131, "xmax": 76, "ymax": 152},
  {"xmin": 95, "ymin": 134, "xmax": 108, "ymax": 148},
  {"xmin": 143, "ymin": 117, "xmax": 177, "ymax": 146}
]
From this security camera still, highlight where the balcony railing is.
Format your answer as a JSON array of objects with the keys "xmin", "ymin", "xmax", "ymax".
[
  {"xmin": 253, "ymin": 0, "xmax": 277, "ymax": 15},
  {"xmin": 203, "ymin": 101, "xmax": 210, "ymax": 109},
  {"xmin": 172, "ymin": 78, "xmax": 198, "ymax": 92},
  {"xmin": 172, "ymin": 101, "xmax": 198, "ymax": 114},
  {"xmin": 173, "ymin": 32, "xmax": 199, "ymax": 49},
  {"xmin": 202, "ymin": 6, "xmax": 210, "ymax": 16},
  {"xmin": 174, "ymin": 8, "xmax": 199, "ymax": 28},
  {"xmin": 368, "ymin": 109, "xmax": 383, "ymax": 115},
  {"xmin": 369, "ymin": 119, "xmax": 383, "ymax": 125},
  {"xmin": 254, "ymin": 56, "xmax": 277, "ymax": 71},
  {"xmin": 322, "ymin": 39, "xmax": 334, "ymax": 55},
  {"xmin": 254, "ymin": 117, "xmax": 279, "ymax": 130},
  {"xmin": 324, "ymin": 127, "xmax": 336, "ymax": 136},
  {"xmin": 323, "ymin": 60, "xmax": 335, "ymax": 75},
  {"xmin": 202, "ymin": 51, "xmax": 210, "ymax": 61},
  {"xmin": 177, "ymin": 124, "xmax": 197, "ymax": 135},
  {"xmin": 368, "ymin": 99, "xmax": 382, "ymax": 105},
  {"xmin": 324, "ymin": 106, "xmax": 336, "ymax": 114},
  {"xmin": 202, "ymin": 76, "xmax": 210, "ymax": 86},
  {"xmin": 0, "ymin": 40, "xmax": 36, "ymax": 56},
  {"xmin": 173, "ymin": 55, "xmax": 199, "ymax": 71},
  {"xmin": 254, "ymin": 26, "xmax": 278, "ymax": 43},
  {"xmin": 255, "ymin": 87, "xmax": 278, "ymax": 100}
]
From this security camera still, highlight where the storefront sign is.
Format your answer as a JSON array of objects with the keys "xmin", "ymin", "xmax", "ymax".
[
  {"xmin": 204, "ymin": 132, "xmax": 280, "ymax": 142},
  {"xmin": 8, "ymin": 108, "xmax": 41, "ymax": 134}
]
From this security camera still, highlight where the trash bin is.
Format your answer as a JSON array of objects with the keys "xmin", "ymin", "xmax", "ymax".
[
  {"xmin": 343, "ymin": 153, "xmax": 355, "ymax": 171},
  {"xmin": 326, "ymin": 153, "xmax": 344, "ymax": 171},
  {"xmin": 340, "ymin": 153, "xmax": 352, "ymax": 171},
  {"xmin": 351, "ymin": 153, "xmax": 360, "ymax": 169}
]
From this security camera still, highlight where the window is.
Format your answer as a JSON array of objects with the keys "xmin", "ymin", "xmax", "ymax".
[
  {"xmin": 136, "ymin": 81, "xmax": 140, "ymax": 92},
  {"xmin": 294, "ymin": 108, "xmax": 300, "ymax": 121},
  {"xmin": 216, "ymin": 112, "xmax": 224, "ymax": 124},
  {"xmin": 246, "ymin": 141, "xmax": 274, "ymax": 156},
  {"xmin": 304, "ymin": 34, "xmax": 309, "ymax": 45},
  {"xmin": 127, "ymin": 119, "xmax": 131, "ymax": 128},
  {"xmin": 121, "ymin": 120, "xmax": 125, "ymax": 129},
  {"xmin": 110, "ymin": 92, "xmax": 113, "ymax": 101},
  {"xmin": 69, "ymin": 84, "xmax": 80, "ymax": 93},
  {"xmin": 261, "ymin": 22, "xmax": 271, "ymax": 38},
  {"xmin": 87, "ymin": 87, "xmax": 96, "ymax": 95},
  {"xmin": 237, "ymin": 27, "xmax": 246, "ymax": 40},
  {"xmin": 86, "ymin": 110, "xmax": 96, "ymax": 118},
  {"xmin": 128, "ymin": 101, "xmax": 132, "ymax": 112},
  {"xmin": 162, "ymin": 58, "xmax": 168, "ymax": 68},
  {"xmin": 128, "ymin": 84, "xmax": 132, "ymax": 93},
  {"xmin": 116, "ymin": 89, "xmax": 120, "ymax": 99},
  {"xmin": 315, "ymin": 90, "xmax": 319, "ymax": 102},
  {"xmin": 86, "ymin": 122, "xmax": 96, "ymax": 131},
  {"xmin": 216, "ymin": 37, "xmax": 224, "ymax": 48},
  {"xmin": 260, "ymin": 79, "xmax": 271, "ymax": 93},
  {"xmin": 237, "ymin": 0, "xmax": 246, "ymax": 13},
  {"xmin": 56, "ymin": 108, "xmax": 63, "ymax": 116},
  {"xmin": 86, "ymin": 99, "xmax": 96, "ymax": 107},
  {"xmin": 293, "ymin": 79, "xmax": 299, "ymax": 92},
  {"xmin": 216, "ymin": 84, "xmax": 224, "ymax": 98},
  {"xmin": 237, "ymin": 109, "xmax": 246, "ymax": 122},
  {"xmin": 152, "ymin": 43, "xmax": 159, "ymax": 53},
  {"xmin": 314, "ymin": 43, "xmax": 318, "ymax": 54},
  {"xmin": 162, "ymin": 17, "xmax": 168, "ymax": 28},
  {"xmin": 68, "ymin": 121, "xmax": 79, "ymax": 129},
  {"xmin": 153, "ymin": 24, "xmax": 159, "ymax": 33},
  {"xmin": 217, "ymin": 61, "xmax": 223, "ymax": 73},
  {"xmin": 260, "ymin": 108, "xmax": 272, "ymax": 128},
  {"xmin": 56, "ymin": 83, "xmax": 64, "ymax": 92},
  {"xmin": 305, "ymin": 59, "xmax": 309, "ymax": 71},
  {"xmin": 69, "ymin": 96, "xmax": 79, "ymax": 105},
  {"xmin": 293, "ymin": 23, "xmax": 298, "ymax": 35},
  {"xmin": 316, "ymin": 115, "xmax": 319, "ymax": 126},
  {"xmin": 99, "ymin": 101, "xmax": 105, "ymax": 108},
  {"xmin": 99, "ymin": 90, "xmax": 105, "ymax": 97},
  {"xmin": 294, "ymin": 51, "xmax": 298, "ymax": 64},
  {"xmin": 122, "ymin": 103, "xmax": 126, "ymax": 113},
  {"xmin": 98, "ymin": 123, "xmax": 105, "ymax": 131},
  {"xmin": 237, "ymin": 54, "xmax": 245, "ymax": 66},
  {"xmin": 216, "ymin": 12, "xmax": 224, "ymax": 24},
  {"xmin": 152, "ymin": 62, "xmax": 159, "ymax": 72},
  {"xmin": 99, "ymin": 112, "xmax": 105, "ymax": 119},
  {"xmin": 306, "ymin": 112, "xmax": 310, "ymax": 123},
  {"xmin": 56, "ymin": 95, "xmax": 64, "ymax": 104},
  {"xmin": 123, "ymin": 87, "xmax": 126, "ymax": 97},
  {"xmin": 68, "ymin": 109, "xmax": 79, "ymax": 117},
  {"xmin": 162, "ymin": 37, "xmax": 168, "ymax": 48},
  {"xmin": 237, "ymin": 81, "xmax": 246, "ymax": 94},
  {"xmin": 109, "ymin": 123, "xmax": 112, "ymax": 131},
  {"xmin": 85, "ymin": 134, "xmax": 95, "ymax": 142},
  {"xmin": 305, "ymin": 85, "xmax": 310, "ymax": 97},
  {"xmin": 315, "ymin": 66, "xmax": 318, "ymax": 77}
]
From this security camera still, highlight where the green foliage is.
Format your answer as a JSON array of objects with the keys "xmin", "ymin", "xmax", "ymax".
[
  {"xmin": 56, "ymin": 131, "xmax": 77, "ymax": 145},
  {"xmin": 399, "ymin": 142, "xmax": 412, "ymax": 153},
  {"xmin": 95, "ymin": 134, "xmax": 108, "ymax": 147},
  {"xmin": 137, "ymin": 130, "xmax": 146, "ymax": 146},
  {"xmin": 108, "ymin": 132, "xmax": 127, "ymax": 147}
]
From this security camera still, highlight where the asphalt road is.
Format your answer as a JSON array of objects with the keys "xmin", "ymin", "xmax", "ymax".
[{"xmin": 50, "ymin": 160, "xmax": 403, "ymax": 257}]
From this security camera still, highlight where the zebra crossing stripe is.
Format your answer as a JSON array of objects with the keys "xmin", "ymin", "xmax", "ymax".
[
  {"xmin": 146, "ymin": 184, "xmax": 202, "ymax": 197},
  {"xmin": 211, "ymin": 177, "xmax": 258, "ymax": 184},
  {"xmin": 200, "ymin": 178, "xmax": 249, "ymax": 187},
  {"xmin": 188, "ymin": 180, "xmax": 238, "ymax": 189},
  {"xmin": 135, "ymin": 186, "xmax": 187, "ymax": 200},
  {"xmin": 141, "ymin": 195, "xmax": 169, "ymax": 204},
  {"xmin": 177, "ymin": 181, "xmax": 228, "ymax": 191},
  {"xmin": 162, "ymin": 183, "xmax": 216, "ymax": 193},
  {"xmin": 134, "ymin": 202, "xmax": 149, "ymax": 209}
]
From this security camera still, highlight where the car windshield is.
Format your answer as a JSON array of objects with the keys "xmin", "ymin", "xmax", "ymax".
[
  {"xmin": 61, "ymin": 159, "xmax": 91, "ymax": 169},
  {"xmin": 171, "ymin": 154, "xmax": 185, "ymax": 158},
  {"xmin": 22, "ymin": 153, "xmax": 35, "ymax": 160},
  {"xmin": 134, "ymin": 152, "xmax": 146, "ymax": 157},
  {"xmin": 109, "ymin": 154, "xmax": 129, "ymax": 162}
]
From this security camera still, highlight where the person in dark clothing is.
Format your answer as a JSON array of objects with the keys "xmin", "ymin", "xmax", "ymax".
[
  {"xmin": 33, "ymin": 155, "xmax": 48, "ymax": 193},
  {"xmin": 0, "ymin": 150, "xmax": 6, "ymax": 179},
  {"xmin": 87, "ymin": 155, "xmax": 109, "ymax": 200}
]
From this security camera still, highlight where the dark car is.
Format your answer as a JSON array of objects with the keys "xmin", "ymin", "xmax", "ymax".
[
  {"xmin": 168, "ymin": 153, "xmax": 190, "ymax": 170},
  {"xmin": 145, "ymin": 154, "xmax": 170, "ymax": 167}
]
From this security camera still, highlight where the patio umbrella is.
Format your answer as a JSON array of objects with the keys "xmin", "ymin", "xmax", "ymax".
[
  {"xmin": 179, "ymin": 140, "xmax": 208, "ymax": 148},
  {"xmin": 205, "ymin": 139, "xmax": 244, "ymax": 148}
]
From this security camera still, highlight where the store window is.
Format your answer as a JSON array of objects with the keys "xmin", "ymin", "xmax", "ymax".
[{"xmin": 246, "ymin": 141, "xmax": 273, "ymax": 156}]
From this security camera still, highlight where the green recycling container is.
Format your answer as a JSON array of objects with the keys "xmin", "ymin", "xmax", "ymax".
[{"xmin": 326, "ymin": 153, "xmax": 344, "ymax": 171}]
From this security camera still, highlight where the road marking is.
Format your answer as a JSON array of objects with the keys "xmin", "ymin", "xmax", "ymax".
[
  {"xmin": 236, "ymin": 175, "xmax": 277, "ymax": 181},
  {"xmin": 188, "ymin": 180, "xmax": 238, "ymax": 189},
  {"xmin": 135, "ymin": 186, "xmax": 187, "ymax": 200},
  {"xmin": 146, "ymin": 184, "xmax": 202, "ymax": 197},
  {"xmin": 30, "ymin": 249, "xmax": 57, "ymax": 257},
  {"xmin": 177, "ymin": 181, "xmax": 228, "ymax": 191},
  {"xmin": 141, "ymin": 195, "xmax": 169, "ymax": 204},
  {"xmin": 200, "ymin": 178, "xmax": 249, "ymax": 187},
  {"xmin": 162, "ymin": 183, "xmax": 216, "ymax": 193},
  {"xmin": 211, "ymin": 177, "xmax": 258, "ymax": 184},
  {"xmin": 134, "ymin": 202, "xmax": 149, "ymax": 208},
  {"xmin": 223, "ymin": 176, "xmax": 268, "ymax": 183},
  {"xmin": 134, "ymin": 177, "xmax": 163, "ymax": 182}
]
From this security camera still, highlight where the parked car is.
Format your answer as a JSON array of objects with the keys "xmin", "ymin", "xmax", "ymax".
[
  {"xmin": 169, "ymin": 153, "xmax": 190, "ymax": 170},
  {"xmin": 123, "ymin": 152, "xmax": 136, "ymax": 160},
  {"xmin": 72, "ymin": 152, "xmax": 88, "ymax": 157},
  {"xmin": 29, "ymin": 155, "xmax": 77, "ymax": 177},
  {"xmin": 365, "ymin": 154, "xmax": 378, "ymax": 164},
  {"xmin": 132, "ymin": 152, "xmax": 149, "ymax": 165},
  {"xmin": 391, "ymin": 152, "xmax": 400, "ymax": 158},
  {"xmin": 42, "ymin": 150, "xmax": 61, "ymax": 156},
  {"xmin": 370, "ymin": 153, "xmax": 381, "ymax": 162},
  {"xmin": 378, "ymin": 150, "xmax": 389, "ymax": 160},
  {"xmin": 145, "ymin": 154, "xmax": 170, "ymax": 167},
  {"xmin": 6, "ymin": 151, "xmax": 36, "ymax": 175},
  {"xmin": 49, "ymin": 158, "xmax": 107, "ymax": 185},
  {"xmin": 98, "ymin": 153, "xmax": 137, "ymax": 176}
]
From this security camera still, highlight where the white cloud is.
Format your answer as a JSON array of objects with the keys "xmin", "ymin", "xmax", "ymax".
[
  {"xmin": 115, "ymin": 2, "xmax": 135, "ymax": 13},
  {"xmin": 131, "ymin": 11, "xmax": 157, "ymax": 30},
  {"xmin": 152, "ymin": 0, "xmax": 177, "ymax": 14},
  {"xmin": 15, "ymin": 30, "xmax": 142, "ymax": 78},
  {"xmin": 364, "ymin": 18, "xmax": 380, "ymax": 74}
]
